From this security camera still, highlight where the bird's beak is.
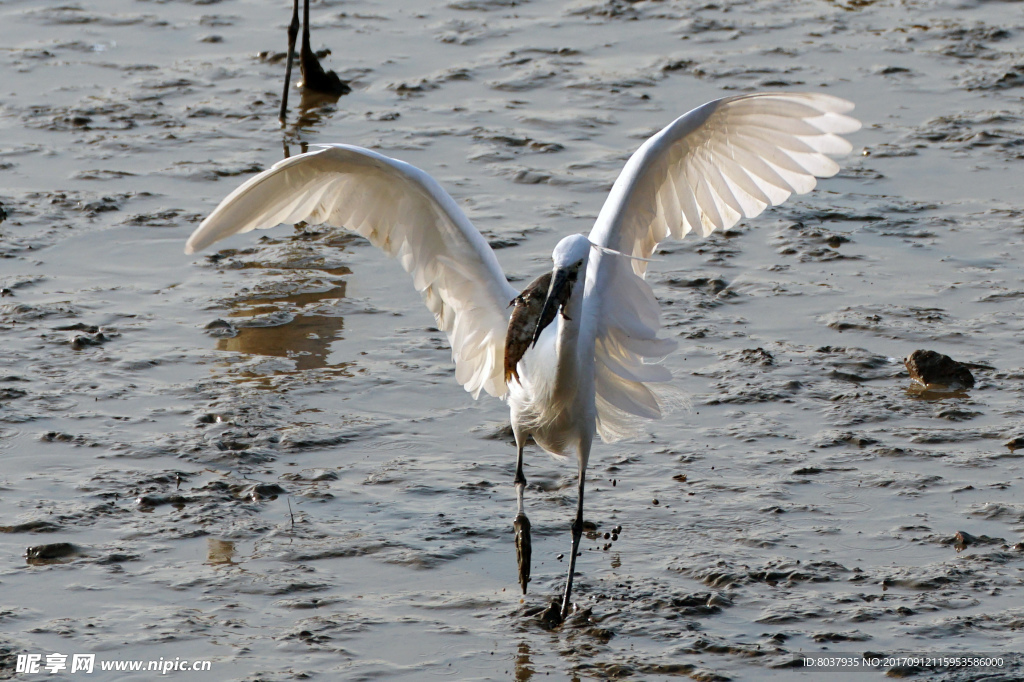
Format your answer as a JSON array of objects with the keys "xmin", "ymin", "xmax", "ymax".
[{"xmin": 530, "ymin": 266, "xmax": 576, "ymax": 347}]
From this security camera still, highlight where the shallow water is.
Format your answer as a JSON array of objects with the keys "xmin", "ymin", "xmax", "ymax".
[{"xmin": 2, "ymin": 0, "xmax": 1024, "ymax": 679}]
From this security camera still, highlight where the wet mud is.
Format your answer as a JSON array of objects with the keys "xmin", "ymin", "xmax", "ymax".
[{"xmin": 3, "ymin": 0, "xmax": 1024, "ymax": 679}]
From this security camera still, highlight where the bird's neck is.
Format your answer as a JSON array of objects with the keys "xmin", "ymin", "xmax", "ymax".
[{"xmin": 552, "ymin": 281, "xmax": 588, "ymax": 395}]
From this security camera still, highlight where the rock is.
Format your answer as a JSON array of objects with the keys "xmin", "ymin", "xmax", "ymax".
[
  {"xmin": 951, "ymin": 530, "xmax": 1005, "ymax": 552},
  {"xmin": 904, "ymin": 350, "xmax": 975, "ymax": 389},
  {"xmin": 25, "ymin": 542, "xmax": 79, "ymax": 563},
  {"xmin": 538, "ymin": 600, "xmax": 563, "ymax": 629},
  {"xmin": 236, "ymin": 482, "xmax": 286, "ymax": 501},
  {"xmin": 204, "ymin": 318, "xmax": 238, "ymax": 338}
]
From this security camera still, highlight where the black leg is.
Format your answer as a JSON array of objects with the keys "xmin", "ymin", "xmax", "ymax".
[
  {"xmin": 559, "ymin": 469, "xmax": 585, "ymax": 620},
  {"xmin": 279, "ymin": 0, "xmax": 300, "ymax": 123},
  {"xmin": 513, "ymin": 433, "xmax": 531, "ymax": 594},
  {"xmin": 299, "ymin": 0, "xmax": 351, "ymax": 95},
  {"xmin": 301, "ymin": 0, "xmax": 311, "ymax": 68}
]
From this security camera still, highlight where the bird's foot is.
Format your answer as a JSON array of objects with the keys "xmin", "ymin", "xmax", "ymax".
[
  {"xmin": 538, "ymin": 599, "xmax": 563, "ymax": 629},
  {"xmin": 514, "ymin": 512, "xmax": 532, "ymax": 594},
  {"xmin": 536, "ymin": 598, "xmax": 585, "ymax": 629},
  {"xmin": 300, "ymin": 46, "xmax": 351, "ymax": 96},
  {"xmin": 559, "ymin": 594, "xmax": 573, "ymax": 621}
]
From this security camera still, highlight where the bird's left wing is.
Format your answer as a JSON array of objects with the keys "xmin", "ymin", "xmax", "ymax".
[
  {"xmin": 590, "ymin": 92, "xmax": 861, "ymax": 269},
  {"xmin": 186, "ymin": 144, "xmax": 519, "ymax": 399},
  {"xmin": 584, "ymin": 93, "xmax": 860, "ymax": 441}
]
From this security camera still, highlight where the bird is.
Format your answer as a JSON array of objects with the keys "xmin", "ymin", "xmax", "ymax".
[
  {"xmin": 279, "ymin": 0, "xmax": 351, "ymax": 123},
  {"xmin": 185, "ymin": 92, "xmax": 860, "ymax": 623}
]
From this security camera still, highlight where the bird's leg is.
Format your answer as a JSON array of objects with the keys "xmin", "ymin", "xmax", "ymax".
[
  {"xmin": 513, "ymin": 432, "xmax": 531, "ymax": 594},
  {"xmin": 559, "ymin": 465, "xmax": 586, "ymax": 620},
  {"xmin": 298, "ymin": 0, "xmax": 350, "ymax": 95},
  {"xmin": 300, "ymin": 0, "xmax": 312, "ymax": 76},
  {"xmin": 279, "ymin": 0, "xmax": 300, "ymax": 123}
]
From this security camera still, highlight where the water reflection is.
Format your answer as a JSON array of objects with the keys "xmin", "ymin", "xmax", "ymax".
[
  {"xmin": 904, "ymin": 385, "xmax": 971, "ymax": 401},
  {"xmin": 515, "ymin": 642, "xmax": 534, "ymax": 682},
  {"xmin": 824, "ymin": 0, "xmax": 882, "ymax": 10},
  {"xmin": 206, "ymin": 538, "xmax": 238, "ymax": 566},
  {"xmin": 218, "ymin": 282, "xmax": 347, "ymax": 371},
  {"xmin": 281, "ymin": 88, "xmax": 344, "ymax": 141},
  {"xmin": 296, "ymin": 88, "xmax": 343, "ymax": 128},
  {"xmin": 282, "ymin": 139, "xmax": 310, "ymax": 161},
  {"xmin": 218, "ymin": 316, "xmax": 341, "ymax": 371}
]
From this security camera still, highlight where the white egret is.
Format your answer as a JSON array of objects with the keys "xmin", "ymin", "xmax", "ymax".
[{"xmin": 186, "ymin": 92, "xmax": 860, "ymax": 622}]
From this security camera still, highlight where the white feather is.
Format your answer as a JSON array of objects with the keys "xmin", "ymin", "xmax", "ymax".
[
  {"xmin": 185, "ymin": 93, "xmax": 858, "ymax": 443},
  {"xmin": 185, "ymin": 93, "xmax": 858, "ymax": 615},
  {"xmin": 586, "ymin": 92, "xmax": 860, "ymax": 439},
  {"xmin": 185, "ymin": 144, "xmax": 518, "ymax": 400}
]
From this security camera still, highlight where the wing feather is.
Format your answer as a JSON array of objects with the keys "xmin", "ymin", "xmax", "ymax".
[
  {"xmin": 585, "ymin": 92, "xmax": 860, "ymax": 441},
  {"xmin": 185, "ymin": 144, "xmax": 518, "ymax": 399},
  {"xmin": 715, "ymin": 156, "xmax": 771, "ymax": 216}
]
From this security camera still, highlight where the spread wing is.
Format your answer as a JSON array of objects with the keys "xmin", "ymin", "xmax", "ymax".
[
  {"xmin": 584, "ymin": 93, "xmax": 861, "ymax": 441},
  {"xmin": 186, "ymin": 144, "xmax": 519, "ymax": 399}
]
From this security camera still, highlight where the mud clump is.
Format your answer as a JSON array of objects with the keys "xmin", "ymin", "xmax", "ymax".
[
  {"xmin": 25, "ymin": 542, "xmax": 80, "ymax": 564},
  {"xmin": 70, "ymin": 332, "xmax": 110, "ymax": 349},
  {"xmin": 136, "ymin": 494, "xmax": 192, "ymax": 509},
  {"xmin": 204, "ymin": 318, "xmax": 238, "ymax": 338},
  {"xmin": 0, "ymin": 520, "xmax": 61, "ymax": 533},
  {"xmin": 904, "ymin": 350, "xmax": 975, "ymax": 389},
  {"xmin": 237, "ymin": 482, "xmax": 287, "ymax": 501},
  {"xmin": 951, "ymin": 530, "xmax": 1006, "ymax": 552}
]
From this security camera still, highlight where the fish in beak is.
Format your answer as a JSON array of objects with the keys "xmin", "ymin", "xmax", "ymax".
[
  {"xmin": 530, "ymin": 265, "xmax": 577, "ymax": 347},
  {"xmin": 504, "ymin": 272, "xmax": 549, "ymax": 385},
  {"xmin": 503, "ymin": 264, "xmax": 579, "ymax": 385}
]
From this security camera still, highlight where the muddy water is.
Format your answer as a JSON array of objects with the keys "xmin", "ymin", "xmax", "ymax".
[{"xmin": 2, "ymin": 0, "xmax": 1024, "ymax": 679}]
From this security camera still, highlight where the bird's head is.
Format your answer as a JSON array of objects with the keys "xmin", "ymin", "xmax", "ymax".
[
  {"xmin": 551, "ymin": 233, "xmax": 593, "ymax": 270},
  {"xmin": 530, "ymin": 235, "xmax": 591, "ymax": 346}
]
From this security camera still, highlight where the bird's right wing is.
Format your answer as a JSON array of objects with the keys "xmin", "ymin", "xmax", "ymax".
[
  {"xmin": 584, "ymin": 93, "xmax": 860, "ymax": 441},
  {"xmin": 186, "ymin": 144, "xmax": 519, "ymax": 400}
]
